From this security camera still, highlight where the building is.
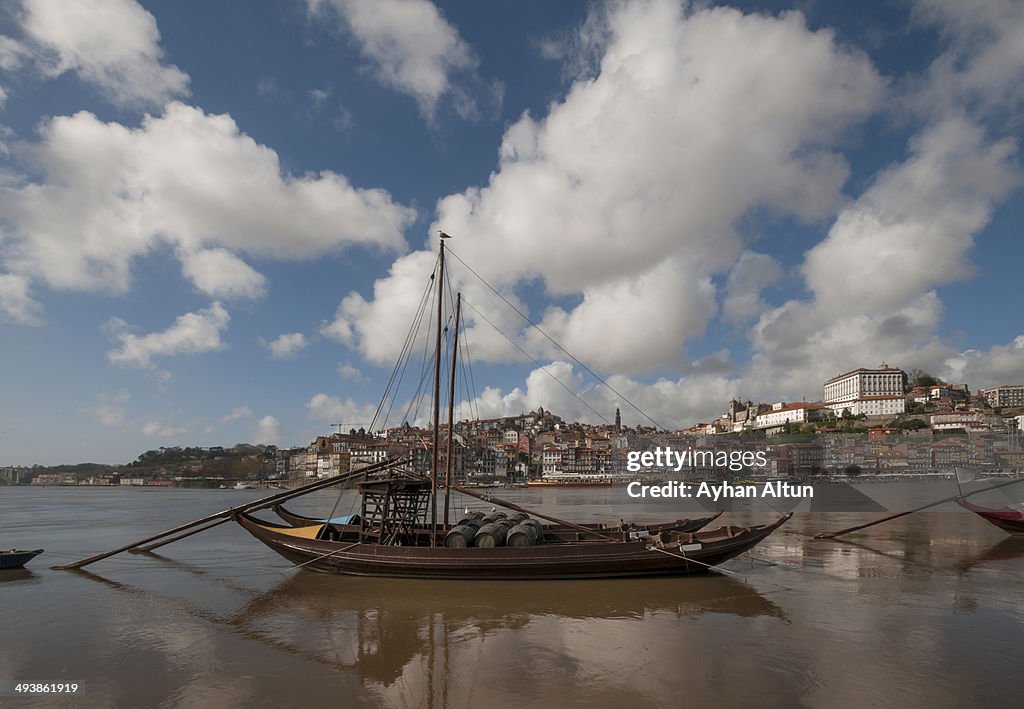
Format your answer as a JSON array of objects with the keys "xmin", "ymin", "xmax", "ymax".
[
  {"xmin": 930, "ymin": 411, "xmax": 1001, "ymax": 432},
  {"xmin": 754, "ymin": 402, "xmax": 826, "ymax": 431},
  {"xmin": 980, "ymin": 385, "xmax": 1024, "ymax": 409},
  {"xmin": 823, "ymin": 363, "xmax": 907, "ymax": 417}
]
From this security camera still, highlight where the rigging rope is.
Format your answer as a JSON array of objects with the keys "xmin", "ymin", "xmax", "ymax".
[
  {"xmin": 462, "ymin": 298, "xmax": 611, "ymax": 425},
  {"xmin": 447, "ymin": 247, "xmax": 667, "ymax": 430}
]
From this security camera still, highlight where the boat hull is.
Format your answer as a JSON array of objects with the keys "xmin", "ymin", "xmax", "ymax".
[
  {"xmin": 0, "ymin": 549, "xmax": 44, "ymax": 569},
  {"xmin": 957, "ymin": 498, "xmax": 1024, "ymax": 534},
  {"xmin": 235, "ymin": 513, "xmax": 790, "ymax": 580}
]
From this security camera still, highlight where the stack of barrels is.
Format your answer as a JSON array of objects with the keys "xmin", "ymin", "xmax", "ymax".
[{"xmin": 444, "ymin": 510, "xmax": 545, "ymax": 548}]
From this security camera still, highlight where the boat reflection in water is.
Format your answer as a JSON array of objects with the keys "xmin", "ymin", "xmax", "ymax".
[
  {"xmin": 229, "ymin": 571, "xmax": 786, "ymax": 700},
  {"xmin": 72, "ymin": 562, "xmax": 785, "ymax": 706}
]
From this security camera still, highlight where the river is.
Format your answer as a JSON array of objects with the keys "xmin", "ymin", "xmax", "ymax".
[{"xmin": 2, "ymin": 483, "xmax": 1023, "ymax": 707}]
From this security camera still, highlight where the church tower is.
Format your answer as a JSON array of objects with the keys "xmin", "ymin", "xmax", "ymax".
[{"xmin": 614, "ymin": 407, "xmax": 621, "ymax": 432}]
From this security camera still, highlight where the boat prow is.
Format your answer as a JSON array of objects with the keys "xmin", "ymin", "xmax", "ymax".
[
  {"xmin": 1, "ymin": 549, "xmax": 44, "ymax": 569},
  {"xmin": 956, "ymin": 498, "xmax": 1024, "ymax": 535}
]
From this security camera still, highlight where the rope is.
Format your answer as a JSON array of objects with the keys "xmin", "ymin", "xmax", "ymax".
[
  {"xmin": 647, "ymin": 544, "xmax": 748, "ymax": 579},
  {"xmin": 462, "ymin": 298, "xmax": 611, "ymax": 424},
  {"xmin": 286, "ymin": 542, "xmax": 361, "ymax": 570},
  {"xmin": 447, "ymin": 246, "xmax": 667, "ymax": 430}
]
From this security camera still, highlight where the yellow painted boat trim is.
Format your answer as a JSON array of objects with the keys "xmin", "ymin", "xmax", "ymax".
[{"xmin": 259, "ymin": 522, "xmax": 325, "ymax": 539}]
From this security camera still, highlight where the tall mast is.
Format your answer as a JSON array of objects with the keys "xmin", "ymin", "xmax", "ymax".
[
  {"xmin": 443, "ymin": 292, "xmax": 461, "ymax": 528},
  {"xmin": 429, "ymin": 238, "xmax": 446, "ymax": 545}
]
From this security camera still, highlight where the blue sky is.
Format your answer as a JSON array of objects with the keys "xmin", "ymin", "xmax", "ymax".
[{"xmin": 1, "ymin": 0, "xmax": 1022, "ymax": 465}]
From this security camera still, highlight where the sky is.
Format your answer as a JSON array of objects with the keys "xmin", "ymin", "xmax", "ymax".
[{"xmin": 1, "ymin": 0, "xmax": 1022, "ymax": 466}]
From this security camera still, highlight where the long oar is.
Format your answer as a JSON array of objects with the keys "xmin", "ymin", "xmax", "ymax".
[
  {"xmin": 53, "ymin": 457, "xmax": 408, "ymax": 570},
  {"xmin": 134, "ymin": 519, "xmax": 230, "ymax": 552},
  {"xmin": 813, "ymin": 477, "xmax": 1024, "ymax": 539}
]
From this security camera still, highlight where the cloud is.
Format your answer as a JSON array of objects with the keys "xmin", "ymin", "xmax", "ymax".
[
  {"xmin": 221, "ymin": 406, "xmax": 253, "ymax": 423},
  {"xmin": 0, "ymin": 36, "xmax": 28, "ymax": 72},
  {"xmin": 253, "ymin": 415, "xmax": 283, "ymax": 446},
  {"xmin": 178, "ymin": 247, "xmax": 267, "ymax": 300},
  {"xmin": 451, "ymin": 360, "xmax": 739, "ymax": 430},
  {"xmin": 337, "ymin": 362, "xmax": 366, "ymax": 382},
  {"xmin": 307, "ymin": 0, "xmax": 500, "ymax": 122},
  {"xmin": 942, "ymin": 335, "xmax": 1024, "ymax": 389},
  {"xmin": 107, "ymin": 302, "xmax": 230, "ymax": 369},
  {"xmin": 801, "ymin": 117, "xmax": 1019, "ymax": 315},
  {"xmin": 0, "ymin": 102, "xmax": 415, "ymax": 299},
  {"xmin": 744, "ymin": 114, "xmax": 1019, "ymax": 402},
  {"xmin": 722, "ymin": 252, "xmax": 784, "ymax": 325},
  {"xmin": 306, "ymin": 393, "xmax": 379, "ymax": 427},
  {"xmin": 141, "ymin": 420, "xmax": 185, "ymax": 437},
  {"xmin": 309, "ymin": 87, "xmax": 330, "ymax": 108},
  {"xmin": 333, "ymin": 0, "xmax": 884, "ymax": 373},
  {"xmin": 911, "ymin": 0, "xmax": 1024, "ymax": 117},
  {"xmin": 16, "ymin": 0, "xmax": 189, "ymax": 108},
  {"xmin": 86, "ymin": 390, "xmax": 131, "ymax": 429},
  {"xmin": 0, "ymin": 273, "xmax": 42, "ymax": 324},
  {"xmin": 263, "ymin": 332, "xmax": 307, "ymax": 359}
]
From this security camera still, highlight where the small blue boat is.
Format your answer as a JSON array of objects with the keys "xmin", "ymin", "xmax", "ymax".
[{"xmin": 0, "ymin": 549, "xmax": 44, "ymax": 569}]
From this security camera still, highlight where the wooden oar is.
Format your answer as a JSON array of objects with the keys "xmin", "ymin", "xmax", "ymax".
[
  {"xmin": 134, "ymin": 519, "xmax": 229, "ymax": 552},
  {"xmin": 813, "ymin": 477, "xmax": 1024, "ymax": 539},
  {"xmin": 53, "ymin": 457, "xmax": 409, "ymax": 570}
]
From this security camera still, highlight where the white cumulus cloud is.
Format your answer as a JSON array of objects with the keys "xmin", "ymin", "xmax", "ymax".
[
  {"xmin": 307, "ymin": 0, "xmax": 499, "ymax": 122},
  {"xmin": 0, "ymin": 273, "xmax": 42, "ymax": 324},
  {"xmin": 179, "ymin": 248, "xmax": 267, "ymax": 300},
  {"xmin": 263, "ymin": 332, "xmax": 307, "ymax": 360},
  {"xmin": 253, "ymin": 415, "xmax": 283, "ymax": 446},
  {"xmin": 331, "ymin": 0, "xmax": 884, "ymax": 374},
  {"xmin": 16, "ymin": 0, "xmax": 189, "ymax": 108},
  {"xmin": 0, "ymin": 102, "xmax": 415, "ymax": 302},
  {"xmin": 107, "ymin": 302, "xmax": 230, "ymax": 369}
]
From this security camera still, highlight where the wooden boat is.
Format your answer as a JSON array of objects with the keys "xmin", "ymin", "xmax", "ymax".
[
  {"xmin": 271, "ymin": 503, "xmax": 723, "ymax": 541},
  {"xmin": 1, "ymin": 549, "xmax": 44, "ymax": 569},
  {"xmin": 234, "ymin": 239, "xmax": 790, "ymax": 579},
  {"xmin": 236, "ymin": 508, "xmax": 791, "ymax": 579},
  {"xmin": 956, "ymin": 498, "xmax": 1024, "ymax": 534}
]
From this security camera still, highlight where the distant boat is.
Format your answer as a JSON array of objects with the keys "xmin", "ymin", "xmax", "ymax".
[
  {"xmin": 1, "ymin": 549, "xmax": 44, "ymax": 569},
  {"xmin": 234, "ymin": 482, "xmax": 257, "ymax": 490},
  {"xmin": 956, "ymin": 498, "xmax": 1024, "ymax": 535}
]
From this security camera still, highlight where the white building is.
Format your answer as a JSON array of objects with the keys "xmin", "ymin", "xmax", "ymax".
[
  {"xmin": 755, "ymin": 402, "xmax": 825, "ymax": 430},
  {"xmin": 823, "ymin": 363, "xmax": 907, "ymax": 417},
  {"xmin": 980, "ymin": 385, "xmax": 1024, "ymax": 408},
  {"xmin": 930, "ymin": 411, "xmax": 1001, "ymax": 431}
]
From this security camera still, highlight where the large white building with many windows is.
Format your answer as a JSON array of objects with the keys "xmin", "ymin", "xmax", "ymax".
[
  {"xmin": 823, "ymin": 363, "xmax": 907, "ymax": 417},
  {"xmin": 980, "ymin": 385, "xmax": 1024, "ymax": 409}
]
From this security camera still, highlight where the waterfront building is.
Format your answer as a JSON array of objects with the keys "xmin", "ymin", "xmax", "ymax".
[
  {"xmin": 980, "ymin": 384, "xmax": 1024, "ymax": 408},
  {"xmin": 823, "ymin": 363, "xmax": 907, "ymax": 417}
]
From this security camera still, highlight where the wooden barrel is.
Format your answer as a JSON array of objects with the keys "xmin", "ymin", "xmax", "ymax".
[
  {"xmin": 509, "ymin": 511, "xmax": 529, "ymax": 523},
  {"xmin": 457, "ymin": 512, "xmax": 483, "ymax": 525},
  {"xmin": 506, "ymin": 522, "xmax": 539, "ymax": 547},
  {"xmin": 444, "ymin": 525, "xmax": 477, "ymax": 548},
  {"xmin": 522, "ymin": 518, "xmax": 544, "ymax": 542},
  {"xmin": 473, "ymin": 522, "xmax": 508, "ymax": 548}
]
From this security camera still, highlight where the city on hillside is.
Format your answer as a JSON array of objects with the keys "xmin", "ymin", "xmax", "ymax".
[{"xmin": 4, "ymin": 364, "xmax": 1023, "ymax": 488}]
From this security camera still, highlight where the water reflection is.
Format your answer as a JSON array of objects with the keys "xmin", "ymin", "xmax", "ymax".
[
  {"xmin": 70, "ymin": 563, "xmax": 786, "ymax": 707},
  {"xmin": 954, "ymin": 537, "xmax": 1024, "ymax": 575},
  {"xmin": 0, "ymin": 568, "xmax": 37, "ymax": 584}
]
